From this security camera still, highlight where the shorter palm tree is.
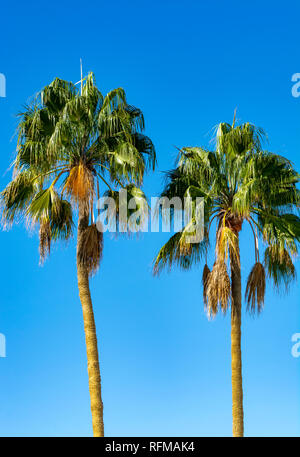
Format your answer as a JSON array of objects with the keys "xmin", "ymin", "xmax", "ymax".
[
  {"xmin": 1, "ymin": 73, "xmax": 156, "ymax": 436},
  {"xmin": 154, "ymin": 118, "xmax": 299, "ymax": 436}
]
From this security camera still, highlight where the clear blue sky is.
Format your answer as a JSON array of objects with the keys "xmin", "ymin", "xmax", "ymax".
[{"xmin": 0, "ymin": 0, "xmax": 299, "ymax": 437}]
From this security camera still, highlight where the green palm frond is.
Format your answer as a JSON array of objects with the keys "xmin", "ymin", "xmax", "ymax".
[
  {"xmin": 233, "ymin": 152, "xmax": 300, "ymax": 215},
  {"xmin": 108, "ymin": 141, "xmax": 146, "ymax": 185},
  {"xmin": 132, "ymin": 133, "xmax": 156, "ymax": 171},
  {"xmin": 50, "ymin": 198, "xmax": 73, "ymax": 241},
  {"xmin": 216, "ymin": 122, "xmax": 266, "ymax": 157},
  {"xmin": 41, "ymin": 78, "xmax": 76, "ymax": 112},
  {"xmin": 0, "ymin": 169, "xmax": 37, "ymax": 225},
  {"xmin": 153, "ymin": 230, "xmax": 208, "ymax": 275},
  {"xmin": 27, "ymin": 187, "xmax": 59, "ymax": 221},
  {"xmin": 264, "ymin": 246, "xmax": 296, "ymax": 290},
  {"xmin": 27, "ymin": 186, "xmax": 74, "ymax": 240},
  {"xmin": 257, "ymin": 210, "xmax": 300, "ymax": 258},
  {"xmin": 104, "ymin": 184, "xmax": 149, "ymax": 233},
  {"xmin": 101, "ymin": 87, "xmax": 126, "ymax": 113}
]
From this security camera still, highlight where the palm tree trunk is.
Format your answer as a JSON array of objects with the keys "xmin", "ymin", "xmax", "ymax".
[
  {"xmin": 230, "ymin": 236, "xmax": 244, "ymax": 437},
  {"xmin": 77, "ymin": 204, "xmax": 104, "ymax": 437}
]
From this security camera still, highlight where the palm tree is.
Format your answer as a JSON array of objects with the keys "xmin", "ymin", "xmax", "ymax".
[
  {"xmin": 1, "ymin": 73, "xmax": 156, "ymax": 436},
  {"xmin": 154, "ymin": 117, "xmax": 299, "ymax": 437}
]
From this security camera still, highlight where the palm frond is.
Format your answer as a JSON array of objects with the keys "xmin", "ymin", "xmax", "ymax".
[
  {"xmin": 264, "ymin": 246, "xmax": 296, "ymax": 290},
  {"xmin": 153, "ymin": 231, "xmax": 208, "ymax": 275},
  {"xmin": 216, "ymin": 121, "xmax": 266, "ymax": 157},
  {"xmin": 1, "ymin": 169, "xmax": 37, "ymax": 226},
  {"xmin": 41, "ymin": 78, "xmax": 76, "ymax": 112},
  {"xmin": 104, "ymin": 184, "xmax": 149, "ymax": 233},
  {"xmin": 50, "ymin": 198, "xmax": 73, "ymax": 241}
]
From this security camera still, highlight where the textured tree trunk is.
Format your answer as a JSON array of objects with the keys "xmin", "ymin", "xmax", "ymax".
[
  {"xmin": 230, "ymin": 236, "xmax": 244, "ymax": 437},
  {"xmin": 77, "ymin": 205, "xmax": 104, "ymax": 437}
]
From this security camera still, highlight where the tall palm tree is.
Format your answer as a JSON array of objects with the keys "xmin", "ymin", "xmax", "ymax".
[
  {"xmin": 154, "ymin": 118, "xmax": 299, "ymax": 437},
  {"xmin": 1, "ymin": 73, "xmax": 156, "ymax": 436}
]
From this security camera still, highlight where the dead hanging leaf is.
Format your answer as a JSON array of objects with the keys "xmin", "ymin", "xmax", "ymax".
[
  {"xmin": 78, "ymin": 223, "xmax": 103, "ymax": 276},
  {"xmin": 245, "ymin": 262, "xmax": 266, "ymax": 314},
  {"xmin": 206, "ymin": 261, "xmax": 231, "ymax": 318},
  {"xmin": 202, "ymin": 264, "xmax": 211, "ymax": 307},
  {"xmin": 39, "ymin": 218, "xmax": 51, "ymax": 265}
]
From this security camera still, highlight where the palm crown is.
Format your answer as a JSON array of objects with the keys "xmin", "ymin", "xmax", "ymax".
[
  {"xmin": 154, "ymin": 120, "xmax": 299, "ymax": 314},
  {"xmin": 2, "ymin": 72, "xmax": 156, "ymax": 267}
]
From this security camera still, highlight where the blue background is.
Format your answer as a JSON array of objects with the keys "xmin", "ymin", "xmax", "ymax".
[{"xmin": 0, "ymin": 0, "xmax": 299, "ymax": 437}]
